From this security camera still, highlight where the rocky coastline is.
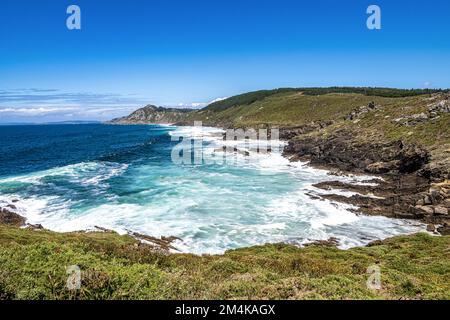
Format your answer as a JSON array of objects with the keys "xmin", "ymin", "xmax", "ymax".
[{"xmin": 281, "ymin": 128, "xmax": 450, "ymax": 235}]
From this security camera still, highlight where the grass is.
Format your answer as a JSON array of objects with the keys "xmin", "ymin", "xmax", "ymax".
[
  {"xmin": 185, "ymin": 91, "xmax": 447, "ymax": 148},
  {"xmin": 205, "ymin": 87, "xmax": 446, "ymax": 111},
  {"xmin": 1, "ymin": 225, "xmax": 449, "ymax": 300},
  {"xmin": 191, "ymin": 93, "xmax": 395, "ymax": 127}
]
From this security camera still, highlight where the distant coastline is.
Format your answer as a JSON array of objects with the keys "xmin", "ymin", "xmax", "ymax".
[{"xmin": 0, "ymin": 120, "xmax": 102, "ymax": 126}]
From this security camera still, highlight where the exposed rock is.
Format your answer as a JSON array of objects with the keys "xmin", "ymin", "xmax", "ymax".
[
  {"xmin": 416, "ymin": 198, "xmax": 425, "ymax": 206},
  {"xmin": 304, "ymin": 237, "xmax": 339, "ymax": 247},
  {"xmin": 128, "ymin": 230, "xmax": 181, "ymax": 252},
  {"xmin": 344, "ymin": 102, "xmax": 379, "ymax": 121},
  {"xmin": 426, "ymin": 224, "xmax": 436, "ymax": 232},
  {"xmin": 434, "ymin": 206, "xmax": 448, "ymax": 216},
  {"xmin": 280, "ymin": 121, "xmax": 333, "ymax": 140},
  {"xmin": 437, "ymin": 223, "xmax": 450, "ymax": 235},
  {"xmin": 428, "ymin": 98, "xmax": 450, "ymax": 114},
  {"xmin": 94, "ymin": 226, "xmax": 117, "ymax": 233},
  {"xmin": 366, "ymin": 161, "xmax": 399, "ymax": 174},
  {"xmin": 414, "ymin": 205, "xmax": 434, "ymax": 216},
  {"xmin": 26, "ymin": 223, "xmax": 44, "ymax": 230},
  {"xmin": 311, "ymin": 176, "xmax": 450, "ymax": 229},
  {"xmin": 392, "ymin": 96, "xmax": 449, "ymax": 126},
  {"xmin": 284, "ymin": 133, "xmax": 429, "ymax": 175},
  {"xmin": 0, "ymin": 207, "xmax": 26, "ymax": 226}
]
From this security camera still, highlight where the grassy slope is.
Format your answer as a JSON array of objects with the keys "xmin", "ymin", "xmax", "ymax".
[
  {"xmin": 191, "ymin": 92, "xmax": 388, "ymax": 127},
  {"xmin": 199, "ymin": 92, "xmax": 449, "ymax": 144},
  {"xmin": 1, "ymin": 225, "xmax": 449, "ymax": 300},
  {"xmin": 120, "ymin": 89, "xmax": 448, "ymax": 158},
  {"xmin": 185, "ymin": 92, "xmax": 449, "ymax": 171}
]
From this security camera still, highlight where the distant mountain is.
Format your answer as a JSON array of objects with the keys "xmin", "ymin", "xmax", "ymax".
[{"xmin": 109, "ymin": 105, "xmax": 194, "ymax": 124}]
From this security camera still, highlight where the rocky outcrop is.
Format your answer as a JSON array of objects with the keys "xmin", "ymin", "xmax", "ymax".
[
  {"xmin": 392, "ymin": 95, "xmax": 450, "ymax": 126},
  {"xmin": 0, "ymin": 207, "xmax": 25, "ymax": 226},
  {"xmin": 128, "ymin": 231, "xmax": 182, "ymax": 252},
  {"xmin": 314, "ymin": 177, "xmax": 449, "ymax": 228},
  {"xmin": 344, "ymin": 101, "xmax": 379, "ymax": 121},
  {"xmin": 279, "ymin": 121, "xmax": 334, "ymax": 140},
  {"xmin": 284, "ymin": 132, "xmax": 429, "ymax": 175},
  {"xmin": 304, "ymin": 237, "xmax": 339, "ymax": 247},
  {"xmin": 94, "ymin": 226, "xmax": 182, "ymax": 252},
  {"xmin": 283, "ymin": 128, "xmax": 449, "ymax": 234}
]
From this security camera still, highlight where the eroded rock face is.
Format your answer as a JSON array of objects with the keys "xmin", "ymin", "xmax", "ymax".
[
  {"xmin": 284, "ymin": 129, "xmax": 449, "ymax": 232},
  {"xmin": 284, "ymin": 133, "xmax": 429, "ymax": 175},
  {"xmin": 279, "ymin": 121, "xmax": 334, "ymax": 140},
  {"xmin": 0, "ymin": 207, "xmax": 25, "ymax": 226}
]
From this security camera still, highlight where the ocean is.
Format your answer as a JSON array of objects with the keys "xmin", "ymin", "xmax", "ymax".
[{"xmin": 0, "ymin": 124, "xmax": 425, "ymax": 254}]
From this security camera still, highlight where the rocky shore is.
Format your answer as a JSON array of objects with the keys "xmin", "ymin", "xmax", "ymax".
[{"xmin": 282, "ymin": 128, "xmax": 450, "ymax": 235}]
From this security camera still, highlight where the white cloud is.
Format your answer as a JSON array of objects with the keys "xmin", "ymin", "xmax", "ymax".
[
  {"xmin": 174, "ymin": 97, "xmax": 228, "ymax": 109},
  {"xmin": 0, "ymin": 107, "xmax": 78, "ymax": 115},
  {"xmin": 209, "ymin": 97, "xmax": 228, "ymax": 104}
]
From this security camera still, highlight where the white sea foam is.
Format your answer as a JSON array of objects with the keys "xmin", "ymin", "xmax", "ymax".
[
  {"xmin": 0, "ymin": 161, "xmax": 128, "ymax": 186},
  {"xmin": 0, "ymin": 125, "xmax": 427, "ymax": 254}
]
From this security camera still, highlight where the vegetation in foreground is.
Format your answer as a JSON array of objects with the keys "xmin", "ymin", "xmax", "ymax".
[{"xmin": 0, "ymin": 225, "xmax": 449, "ymax": 300}]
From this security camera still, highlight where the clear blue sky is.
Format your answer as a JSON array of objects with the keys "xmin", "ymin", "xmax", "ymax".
[{"xmin": 0, "ymin": 0, "xmax": 449, "ymax": 122}]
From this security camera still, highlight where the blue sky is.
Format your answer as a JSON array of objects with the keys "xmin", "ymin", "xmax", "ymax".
[{"xmin": 0, "ymin": 0, "xmax": 449, "ymax": 122}]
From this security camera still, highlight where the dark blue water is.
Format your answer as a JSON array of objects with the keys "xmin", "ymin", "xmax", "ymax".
[{"xmin": 0, "ymin": 124, "xmax": 174, "ymax": 177}]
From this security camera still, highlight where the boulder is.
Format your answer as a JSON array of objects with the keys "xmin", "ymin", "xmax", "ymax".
[
  {"xmin": 434, "ymin": 206, "xmax": 448, "ymax": 216},
  {"xmin": 366, "ymin": 161, "xmax": 399, "ymax": 174},
  {"xmin": 414, "ymin": 205, "xmax": 434, "ymax": 216}
]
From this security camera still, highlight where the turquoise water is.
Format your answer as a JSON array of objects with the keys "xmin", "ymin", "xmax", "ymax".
[{"xmin": 0, "ymin": 124, "xmax": 424, "ymax": 254}]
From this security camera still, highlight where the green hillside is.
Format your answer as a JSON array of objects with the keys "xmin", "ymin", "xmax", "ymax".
[
  {"xmin": 204, "ymin": 87, "xmax": 444, "ymax": 112},
  {"xmin": 1, "ymin": 224, "xmax": 449, "ymax": 300},
  {"xmin": 190, "ymin": 91, "xmax": 449, "ymax": 150},
  {"xmin": 194, "ymin": 92, "xmax": 393, "ymax": 126}
]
